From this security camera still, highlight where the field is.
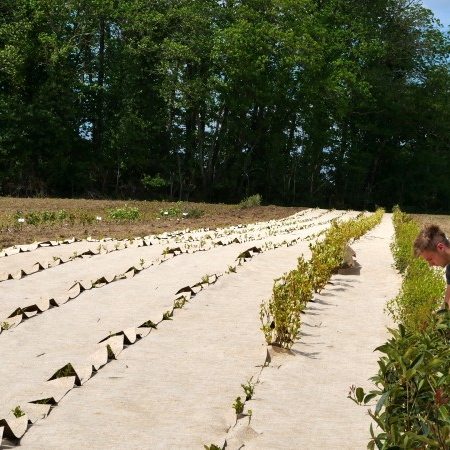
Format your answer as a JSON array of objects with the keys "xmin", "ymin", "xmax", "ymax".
[
  {"xmin": 0, "ymin": 197, "xmax": 299, "ymax": 250},
  {"xmin": 0, "ymin": 198, "xmax": 446, "ymax": 449}
]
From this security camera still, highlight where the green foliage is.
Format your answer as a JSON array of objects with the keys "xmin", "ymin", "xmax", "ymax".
[
  {"xmin": 260, "ymin": 256, "xmax": 313, "ymax": 348},
  {"xmin": 141, "ymin": 174, "xmax": 169, "ymax": 189},
  {"xmin": 0, "ymin": 1, "xmax": 448, "ymax": 207},
  {"xmin": 11, "ymin": 405, "xmax": 25, "ymax": 418},
  {"xmin": 390, "ymin": 205, "xmax": 419, "ymax": 274},
  {"xmin": 1, "ymin": 321, "xmax": 10, "ymax": 331},
  {"xmin": 350, "ymin": 312, "xmax": 450, "ymax": 449},
  {"xmin": 107, "ymin": 206, "xmax": 141, "ymax": 222},
  {"xmin": 387, "ymin": 207, "xmax": 445, "ymax": 331},
  {"xmin": 204, "ymin": 445, "xmax": 222, "ymax": 450},
  {"xmin": 239, "ymin": 194, "xmax": 262, "ymax": 209},
  {"xmin": 106, "ymin": 344, "xmax": 115, "ymax": 360},
  {"xmin": 232, "ymin": 396, "xmax": 244, "ymax": 414},
  {"xmin": 261, "ymin": 209, "xmax": 384, "ymax": 348},
  {"xmin": 241, "ymin": 377, "xmax": 258, "ymax": 401}
]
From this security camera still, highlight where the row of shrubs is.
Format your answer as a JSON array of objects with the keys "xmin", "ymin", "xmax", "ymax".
[
  {"xmin": 260, "ymin": 208, "xmax": 384, "ymax": 349},
  {"xmin": 387, "ymin": 206, "xmax": 445, "ymax": 331},
  {"xmin": 351, "ymin": 207, "xmax": 450, "ymax": 449}
]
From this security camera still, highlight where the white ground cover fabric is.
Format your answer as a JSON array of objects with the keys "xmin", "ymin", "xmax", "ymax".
[{"xmin": 0, "ymin": 210, "xmax": 400, "ymax": 449}]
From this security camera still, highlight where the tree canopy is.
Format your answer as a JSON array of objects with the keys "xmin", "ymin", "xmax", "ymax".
[{"xmin": 1, "ymin": 0, "xmax": 449, "ymax": 211}]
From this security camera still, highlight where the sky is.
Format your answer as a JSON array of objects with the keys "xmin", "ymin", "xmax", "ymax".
[{"xmin": 422, "ymin": 0, "xmax": 450, "ymax": 28}]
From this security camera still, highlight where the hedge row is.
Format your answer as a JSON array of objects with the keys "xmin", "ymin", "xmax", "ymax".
[
  {"xmin": 387, "ymin": 206, "xmax": 445, "ymax": 331},
  {"xmin": 260, "ymin": 209, "xmax": 384, "ymax": 349},
  {"xmin": 351, "ymin": 207, "xmax": 450, "ymax": 449}
]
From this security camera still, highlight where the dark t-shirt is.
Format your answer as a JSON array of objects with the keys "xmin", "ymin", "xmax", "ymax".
[{"xmin": 446, "ymin": 264, "xmax": 450, "ymax": 284}]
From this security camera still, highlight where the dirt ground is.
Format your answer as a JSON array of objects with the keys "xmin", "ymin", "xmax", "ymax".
[{"xmin": 0, "ymin": 197, "xmax": 303, "ymax": 249}]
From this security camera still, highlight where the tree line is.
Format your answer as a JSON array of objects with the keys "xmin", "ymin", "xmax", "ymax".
[{"xmin": 1, "ymin": 0, "xmax": 449, "ymax": 211}]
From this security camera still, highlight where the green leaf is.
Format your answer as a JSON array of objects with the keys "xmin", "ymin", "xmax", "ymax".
[
  {"xmin": 356, "ymin": 387, "xmax": 364, "ymax": 403},
  {"xmin": 375, "ymin": 390, "xmax": 390, "ymax": 414}
]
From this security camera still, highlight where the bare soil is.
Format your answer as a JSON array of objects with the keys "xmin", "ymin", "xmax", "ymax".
[{"xmin": 0, "ymin": 197, "xmax": 304, "ymax": 249}]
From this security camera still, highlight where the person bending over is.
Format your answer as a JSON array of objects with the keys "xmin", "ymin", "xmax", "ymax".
[{"xmin": 414, "ymin": 224, "xmax": 450, "ymax": 308}]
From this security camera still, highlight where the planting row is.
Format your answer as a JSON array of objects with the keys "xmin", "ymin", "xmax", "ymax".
[
  {"xmin": 351, "ymin": 207, "xmax": 449, "ymax": 449},
  {"xmin": 0, "ymin": 209, "xmax": 355, "ymax": 446}
]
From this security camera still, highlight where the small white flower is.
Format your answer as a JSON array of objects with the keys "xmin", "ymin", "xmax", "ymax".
[
  {"xmin": 18, "ymin": 218, "xmax": 25, "ymax": 223},
  {"xmin": 164, "ymin": 211, "xmax": 169, "ymax": 215},
  {"xmin": 182, "ymin": 212, "xmax": 188, "ymax": 217},
  {"xmin": 96, "ymin": 216, "xmax": 102, "ymax": 221}
]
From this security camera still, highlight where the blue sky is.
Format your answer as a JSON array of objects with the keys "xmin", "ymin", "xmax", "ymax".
[{"xmin": 422, "ymin": 0, "xmax": 450, "ymax": 27}]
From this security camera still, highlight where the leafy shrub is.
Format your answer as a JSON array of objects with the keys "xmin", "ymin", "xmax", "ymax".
[
  {"xmin": 387, "ymin": 258, "xmax": 445, "ymax": 330},
  {"xmin": 157, "ymin": 202, "xmax": 183, "ymax": 218},
  {"xmin": 41, "ymin": 210, "xmax": 56, "ymax": 223},
  {"xmin": 390, "ymin": 205, "xmax": 419, "ymax": 274},
  {"xmin": 260, "ymin": 256, "xmax": 313, "ymax": 348},
  {"xmin": 386, "ymin": 207, "xmax": 445, "ymax": 331},
  {"xmin": 185, "ymin": 207, "xmax": 205, "ymax": 219},
  {"xmin": 107, "ymin": 205, "xmax": 141, "ymax": 222},
  {"xmin": 141, "ymin": 173, "xmax": 169, "ymax": 189},
  {"xmin": 239, "ymin": 194, "xmax": 261, "ymax": 209},
  {"xmin": 25, "ymin": 211, "xmax": 41, "ymax": 225},
  {"xmin": 350, "ymin": 312, "xmax": 450, "ymax": 449},
  {"xmin": 261, "ymin": 208, "xmax": 384, "ymax": 349}
]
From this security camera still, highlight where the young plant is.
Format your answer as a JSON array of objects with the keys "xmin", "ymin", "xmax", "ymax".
[
  {"xmin": 241, "ymin": 377, "xmax": 258, "ymax": 401},
  {"xmin": 232, "ymin": 396, "xmax": 244, "ymax": 414},
  {"xmin": 11, "ymin": 406, "xmax": 25, "ymax": 418},
  {"xmin": 350, "ymin": 311, "xmax": 450, "ymax": 449}
]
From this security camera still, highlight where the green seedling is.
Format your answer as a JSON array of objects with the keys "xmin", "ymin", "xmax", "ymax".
[
  {"xmin": 1, "ymin": 322, "xmax": 10, "ymax": 330},
  {"xmin": 173, "ymin": 297, "xmax": 187, "ymax": 309},
  {"xmin": 227, "ymin": 265, "xmax": 237, "ymax": 274},
  {"xmin": 11, "ymin": 406, "xmax": 25, "ymax": 418},
  {"xmin": 163, "ymin": 310, "xmax": 173, "ymax": 320},
  {"xmin": 232, "ymin": 396, "xmax": 244, "ymax": 414},
  {"xmin": 241, "ymin": 377, "xmax": 258, "ymax": 401},
  {"xmin": 140, "ymin": 258, "xmax": 145, "ymax": 267},
  {"xmin": 204, "ymin": 445, "xmax": 221, "ymax": 450},
  {"xmin": 201, "ymin": 274, "xmax": 210, "ymax": 284},
  {"xmin": 106, "ymin": 344, "xmax": 115, "ymax": 360},
  {"xmin": 141, "ymin": 320, "xmax": 157, "ymax": 329}
]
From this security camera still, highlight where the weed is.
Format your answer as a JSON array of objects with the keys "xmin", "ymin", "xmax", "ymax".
[
  {"xmin": 227, "ymin": 265, "xmax": 237, "ymax": 274},
  {"xmin": 1, "ymin": 321, "xmax": 10, "ymax": 330},
  {"xmin": 203, "ymin": 445, "xmax": 222, "ymax": 450},
  {"xmin": 140, "ymin": 258, "xmax": 145, "ymax": 267},
  {"xmin": 163, "ymin": 310, "xmax": 173, "ymax": 320}
]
